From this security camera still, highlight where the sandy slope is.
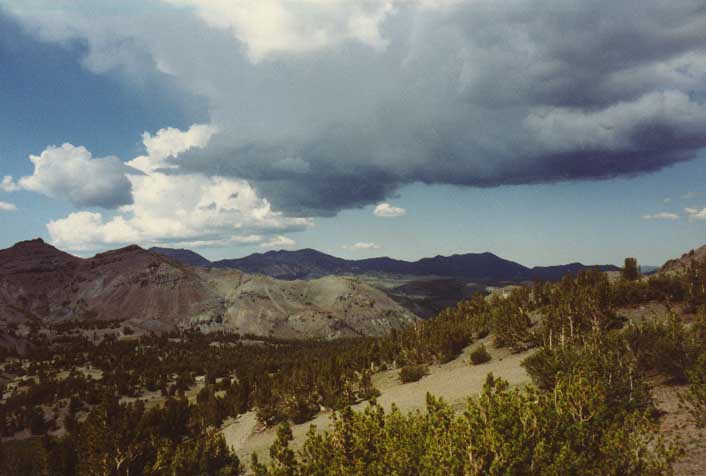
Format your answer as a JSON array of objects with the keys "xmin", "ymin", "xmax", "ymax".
[{"xmin": 222, "ymin": 340, "xmax": 534, "ymax": 463}]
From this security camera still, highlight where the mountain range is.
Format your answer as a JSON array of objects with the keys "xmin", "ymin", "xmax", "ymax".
[
  {"xmin": 0, "ymin": 238, "xmax": 697, "ymax": 352},
  {"xmin": 150, "ymin": 246, "xmax": 621, "ymax": 282},
  {"xmin": 0, "ymin": 240, "xmax": 416, "ymax": 341}
]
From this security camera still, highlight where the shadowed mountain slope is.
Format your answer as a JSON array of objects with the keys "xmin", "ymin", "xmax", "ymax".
[{"xmin": 149, "ymin": 247, "xmax": 211, "ymax": 267}]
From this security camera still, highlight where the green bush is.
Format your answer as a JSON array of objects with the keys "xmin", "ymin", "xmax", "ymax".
[
  {"xmin": 623, "ymin": 313, "xmax": 701, "ymax": 383},
  {"xmin": 523, "ymin": 337, "xmax": 652, "ymax": 415},
  {"xmin": 399, "ymin": 364, "xmax": 429, "ymax": 383},
  {"xmin": 252, "ymin": 375, "xmax": 678, "ymax": 476},
  {"xmin": 683, "ymin": 351, "xmax": 706, "ymax": 428},
  {"xmin": 469, "ymin": 344, "xmax": 491, "ymax": 365}
]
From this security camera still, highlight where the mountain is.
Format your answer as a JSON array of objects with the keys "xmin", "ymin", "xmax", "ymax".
[
  {"xmin": 661, "ymin": 244, "xmax": 706, "ymax": 274},
  {"xmin": 639, "ymin": 265, "xmax": 660, "ymax": 275},
  {"xmin": 413, "ymin": 253, "xmax": 529, "ymax": 281},
  {"xmin": 152, "ymin": 247, "xmax": 620, "ymax": 283},
  {"xmin": 0, "ymin": 238, "xmax": 82, "ymax": 323},
  {"xmin": 385, "ymin": 278, "xmax": 487, "ymax": 318},
  {"xmin": 0, "ymin": 240, "xmax": 416, "ymax": 340},
  {"xmin": 149, "ymin": 247, "xmax": 211, "ymax": 267},
  {"xmin": 212, "ymin": 249, "xmax": 349, "ymax": 279},
  {"xmin": 530, "ymin": 263, "xmax": 622, "ymax": 281},
  {"xmin": 199, "ymin": 269, "xmax": 416, "ymax": 339},
  {"xmin": 0, "ymin": 240, "xmax": 219, "ymax": 327}
]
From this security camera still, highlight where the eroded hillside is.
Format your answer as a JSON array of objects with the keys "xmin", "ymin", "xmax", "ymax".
[{"xmin": 0, "ymin": 240, "xmax": 417, "ymax": 343}]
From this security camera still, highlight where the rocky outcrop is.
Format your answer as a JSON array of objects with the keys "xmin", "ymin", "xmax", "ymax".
[{"xmin": 661, "ymin": 244, "xmax": 706, "ymax": 274}]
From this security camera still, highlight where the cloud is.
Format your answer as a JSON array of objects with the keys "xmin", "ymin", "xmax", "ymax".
[
  {"xmin": 7, "ymin": 1, "xmax": 706, "ymax": 216},
  {"xmin": 1, "ymin": 176, "xmax": 20, "ymax": 192},
  {"xmin": 46, "ymin": 125, "xmax": 311, "ymax": 251},
  {"xmin": 374, "ymin": 203, "xmax": 406, "ymax": 218},
  {"xmin": 260, "ymin": 235, "xmax": 296, "ymax": 249},
  {"xmin": 162, "ymin": 0, "xmax": 395, "ymax": 62},
  {"xmin": 525, "ymin": 91, "xmax": 706, "ymax": 154},
  {"xmin": 8, "ymin": 144, "xmax": 135, "ymax": 208},
  {"xmin": 685, "ymin": 207, "xmax": 706, "ymax": 221},
  {"xmin": 642, "ymin": 212, "xmax": 679, "ymax": 221},
  {"xmin": 166, "ymin": 235, "xmax": 265, "ymax": 249},
  {"xmin": 343, "ymin": 242, "xmax": 381, "ymax": 250},
  {"xmin": 126, "ymin": 124, "xmax": 217, "ymax": 174},
  {"xmin": 682, "ymin": 191, "xmax": 701, "ymax": 200},
  {"xmin": 0, "ymin": 201, "xmax": 17, "ymax": 211}
]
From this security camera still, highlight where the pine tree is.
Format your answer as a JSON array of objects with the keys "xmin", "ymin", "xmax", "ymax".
[
  {"xmin": 623, "ymin": 257, "xmax": 640, "ymax": 281},
  {"xmin": 268, "ymin": 421, "xmax": 298, "ymax": 476}
]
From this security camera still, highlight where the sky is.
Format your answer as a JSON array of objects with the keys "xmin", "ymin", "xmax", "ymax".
[{"xmin": 1, "ymin": 0, "xmax": 706, "ymax": 267}]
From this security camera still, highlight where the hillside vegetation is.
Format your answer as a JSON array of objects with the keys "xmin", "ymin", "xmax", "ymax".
[{"xmin": 2, "ymin": 254, "xmax": 706, "ymax": 475}]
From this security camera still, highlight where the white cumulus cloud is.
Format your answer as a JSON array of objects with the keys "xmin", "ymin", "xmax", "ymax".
[
  {"xmin": 9, "ymin": 144, "xmax": 135, "ymax": 208},
  {"xmin": 46, "ymin": 125, "xmax": 311, "ymax": 251},
  {"xmin": 126, "ymin": 124, "xmax": 217, "ymax": 174},
  {"xmin": 642, "ymin": 212, "xmax": 679, "ymax": 221},
  {"xmin": 0, "ymin": 201, "xmax": 17, "ymax": 211},
  {"xmin": 373, "ymin": 203, "xmax": 406, "ymax": 218}
]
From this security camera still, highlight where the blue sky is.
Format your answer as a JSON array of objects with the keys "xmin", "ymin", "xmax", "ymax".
[
  {"xmin": 293, "ymin": 160, "xmax": 706, "ymax": 266},
  {"xmin": 1, "ymin": 1, "xmax": 706, "ymax": 267}
]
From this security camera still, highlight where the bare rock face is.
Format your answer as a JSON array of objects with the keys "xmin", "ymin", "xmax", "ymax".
[
  {"xmin": 0, "ymin": 240, "xmax": 417, "ymax": 339},
  {"xmin": 76, "ymin": 246, "xmax": 223, "ymax": 324}
]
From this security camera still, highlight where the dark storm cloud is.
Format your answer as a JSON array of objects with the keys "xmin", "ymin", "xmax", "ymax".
[
  {"xmin": 10, "ymin": 0, "xmax": 706, "ymax": 216},
  {"xmin": 169, "ymin": 0, "xmax": 706, "ymax": 215}
]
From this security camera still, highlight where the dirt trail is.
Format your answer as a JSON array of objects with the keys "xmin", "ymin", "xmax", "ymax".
[
  {"xmin": 222, "ymin": 340, "xmax": 534, "ymax": 463},
  {"xmin": 654, "ymin": 384, "xmax": 706, "ymax": 476}
]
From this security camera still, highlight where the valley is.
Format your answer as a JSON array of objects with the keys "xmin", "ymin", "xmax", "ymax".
[
  {"xmin": 1, "ymin": 241, "xmax": 706, "ymax": 475},
  {"xmin": 0, "ymin": 241, "xmax": 706, "ymax": 476},
  {"xmin": 4, "ymin": 2, "xmax": 706, "ymax": 474}
]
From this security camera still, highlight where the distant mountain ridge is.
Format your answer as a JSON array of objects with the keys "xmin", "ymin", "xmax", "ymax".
[{"xmin": 150, "ymin": 247, "xmax": 621, "ymax": 282}]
